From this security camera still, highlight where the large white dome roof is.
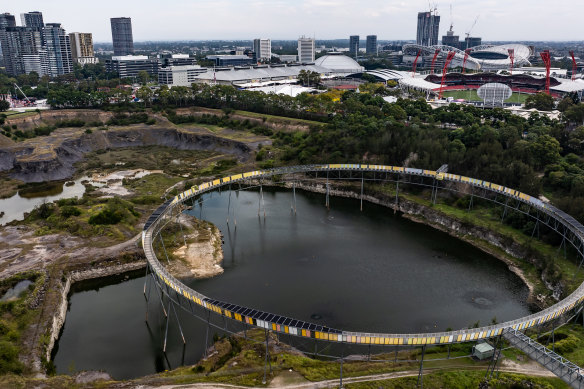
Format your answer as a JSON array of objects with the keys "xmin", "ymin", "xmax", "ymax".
[{"xmin": 314, "ymin": 53, "xmax": 364, "ymax": 74}]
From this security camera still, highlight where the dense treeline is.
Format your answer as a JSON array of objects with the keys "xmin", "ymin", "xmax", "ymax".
[{"xmin": 260, "ymin": 91, "xmax": 584, "ymax": 222}]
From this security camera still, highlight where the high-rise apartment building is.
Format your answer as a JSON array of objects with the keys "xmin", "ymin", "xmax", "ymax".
[
  {"xmin": 366, "ymin": 35, "xmax": 377, "ymax": 55},
  {"xmin": 42, "ymin": 23, "xmax": 73, "ymax": 77},
  {"xmin": 0, "ymin": 13, "xmax": 17, "ymax": 66},
  {"xmin": 0, "ymin": 26, "xmax": 44, "ymax": 76},
  {"xmin": 110, "ymin": 17, "xmax": 134, "ymax": 56},
  {"xmin": 297, "ymin": 36, "xmax": 315, "ymax": 63},
  {"xmin": 20, "ymin": 11, "xmax": 44, "ymax": 29},
  {"xmin": 416, "ymin": 11, "xmax": 440, "ymax": 46},
  {"xmin": 349, "ymin": 35, "xmax": 359, "ymax": 57},
  {"xmin": 69, "ymin": 32, "xmax": 98, "ymax": 64},
  {"xmin": 0, "ymin": 13, "xmax": 16, "ymax": 29},
  {"xmin": 253, "ymin": 38, "xmax": 271, "ymax": 61}
]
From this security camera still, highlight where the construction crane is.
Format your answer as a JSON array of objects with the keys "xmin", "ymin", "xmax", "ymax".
[
  {"xmin": 13, "ymin": 83, "xmax": 31, "ymax": 104},
  {"xmin": 465, "ymin": 15, "xmax": 480, "ymax": 49}
]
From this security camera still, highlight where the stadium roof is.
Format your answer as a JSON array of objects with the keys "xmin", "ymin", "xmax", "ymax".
[
  {"xmin": 193, "ymin": 64, "xmax": 333, "ymax": 84},
  {"xmin": 248, "ymin": 84, "xmax": 317, "ymax": 97},
  {"xmin": 363, "ymin": 69, "xmax": 409, "ymax": 81},
  {"xmin": 314, "ymin": 53, "xmax": 364, "ymax": 75},
  {"xmin": 551, "ymin": 79, "xmax": 584, "ymax": 93},
  {"xmin": 402, "ymin": 43, "xmax": 532, "ymax": 71}
]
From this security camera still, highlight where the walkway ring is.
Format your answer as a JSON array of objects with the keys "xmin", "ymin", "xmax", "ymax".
[{"xmin": 142, "ymin": 164, "xmax": 584, "ymax": 346}]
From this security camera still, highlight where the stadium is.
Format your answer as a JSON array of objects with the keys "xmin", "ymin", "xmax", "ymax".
[
  {"xmin": 390, "ymin": 44, "xmax": 584, "ymax": 102},
  {"xmin": 402, "ymin": 43, "xmax": 533, "ymax": 72}
]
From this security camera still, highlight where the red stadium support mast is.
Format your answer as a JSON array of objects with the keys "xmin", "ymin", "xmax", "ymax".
[
  {"xmin": 439, "ymin": 51, "xmax": 457, "ymax": 99},
  {"xmin": 462, "ymin": 49, "xmax": 471, "ymax": 74},
  {"xmin": 508, "ymin": 49, "xmax": 515, "ymax": 75},
  {"xmin": 412, "ymin": 50, "xmax": 422, "ymax": 77},
  {"xmin": 570, "ymin": 51, "xmax": 577, "ymax": 81},
  {"xmin": 430, "ymin": 49, "xmax": 441, "ymax": 75},
  {"xmin": 540, "ymin": 50, "xmax": 551, "ymax": 95}
]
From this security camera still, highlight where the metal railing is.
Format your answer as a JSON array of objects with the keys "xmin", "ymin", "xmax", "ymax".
[{"xmin": 142, "ymin": 164, "xmax": 584, "ymax": 347}]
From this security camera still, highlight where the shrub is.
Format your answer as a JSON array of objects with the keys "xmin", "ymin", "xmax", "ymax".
[
  {"xmin": 0, "ymin": 340, "xmax": 23, "ymax": 374},
  {"xmin": 84, "ymin": 128, "xmax": 92, "ymax": 134},
  {"xmin": 34, "ymin": 202, "xmax": 54, "ymax": 219},
  {"xmin": 60, "ymin": 206, "xmax": 81, "ymax": 218},
  {"xmin": 88, "ymin": 209, "xmax": 123, "ymax": 225}
]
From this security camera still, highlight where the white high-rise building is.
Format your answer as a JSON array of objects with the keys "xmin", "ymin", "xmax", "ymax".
[
  {"xmin": 297, "ymin": 36, "xmax": 315, "ymax": 63},
  {"xmin": 253, "ymin": 38, "xmax": 271, "ymax": 61}
]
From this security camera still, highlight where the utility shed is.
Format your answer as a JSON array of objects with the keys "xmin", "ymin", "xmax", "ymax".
[{"xmin": 472, "ymin": 342, "xmax": 495, "ymax": 360}]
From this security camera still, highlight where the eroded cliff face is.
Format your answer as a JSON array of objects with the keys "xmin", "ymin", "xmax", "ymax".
[{"xmin": 0, "ymin": 126, "xmax": 252, "ymax": 182}]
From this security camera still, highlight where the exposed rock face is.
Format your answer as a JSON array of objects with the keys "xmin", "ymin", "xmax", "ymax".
[
  {"xmin": 44, "ymin": 261, "xmax": 146, "ymax": 365},
  {"xmin": 0, "ymin": 126, "xmax": 252, "ymax": 182},
  {"xmin": 172, "ymin": 225, "xmax": 224, "ymax": 279}
]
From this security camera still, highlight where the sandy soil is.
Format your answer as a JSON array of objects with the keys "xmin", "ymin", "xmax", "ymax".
[
  {"xmin": 90, "ymin": 169, "xmax": 163, "ymax": 197},
  {"xmin": 171, "ymin": 215, "xmax": 224, "ymax": 279}
]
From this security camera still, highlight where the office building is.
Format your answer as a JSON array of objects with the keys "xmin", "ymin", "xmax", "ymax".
[
  {"xmin": 366, "ymin": 35, "xmax": 377, "ymax": 55},
  {"xmin": 253, "ymin": 38, "xmax": 271, "ymax": 61},
  {"xmin": 69, "ymin": 32, "xmax": 98, "ymax": 65},
  {"xmin": 21, "ymin": 11, "xmax": 44, "ymax": 29},
  {"xmin": 0, "ymin": 26, "xmax": 44, "ymax": 76},
  {"xmin": 416, "ymin": 11, "xmax": 440, "ymax": 46},
  {"xmin": 158, "ymin": 65, "xmax": 207, "ymax": 86},
  {"xmin": 349, "ymin": 35, "xmax": 359, "ymax": 57},
  {"xmin": 158, "ymin": 53, "xmax": 196, "ymax": 68},
  {"xmin": 105, "ymin": 55, "xmax": 158, "ymax": 79},
  {"xmin": 42, "ymin": 23, "xmax": 73, "ymax": 77},
  {"xmin": 297, "ymin": 36, "xmax": 315, "ymax": 63},
  {"xmin": 110, "ymin": 17, "xmax": 134, "ymax": 56},
  {"xmin": 206, "ymin": 55, "xmax": 253, "ymax": 67}
]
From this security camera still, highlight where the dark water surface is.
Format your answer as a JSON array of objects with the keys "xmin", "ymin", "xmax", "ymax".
[{"xmin": 53, "ymin": 189, "xmax": 532, "ymax": 379}]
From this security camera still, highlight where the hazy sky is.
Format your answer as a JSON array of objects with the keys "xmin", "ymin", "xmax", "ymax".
[{"xmin": 3, "ymin": 0, "xmax": 582, "ymax": 42}]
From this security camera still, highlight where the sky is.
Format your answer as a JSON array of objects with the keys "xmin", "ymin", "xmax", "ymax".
[{"xmin": 3, "ymin": 0, "xmax": 583, "ymax": 43}]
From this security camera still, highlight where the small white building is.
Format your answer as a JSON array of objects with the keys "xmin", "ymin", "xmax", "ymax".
[{"xmin": 472, "ymin": 342, "xmax": 494, "ymax": 360}]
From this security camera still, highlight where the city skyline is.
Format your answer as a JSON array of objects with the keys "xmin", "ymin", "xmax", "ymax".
[{"xmin": 2, "ymin": 0, "xmax": 583, "ymax": 43}]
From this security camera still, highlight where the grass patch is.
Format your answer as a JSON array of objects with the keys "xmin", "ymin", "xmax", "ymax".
[
  {"xmin": 74, "ymin": 146, "xmax": 221, "ymax": 178},
  {"xmin": 233, "ymin": 109, "xmax": 326, "ymax": 127},
  {"xmin": 441, "ymin": 90, "xmax": 529, "ymax": 104},
  {"xmin": 0, "ymin": 175, "xmax": 22, "ymax": 199},
  {"xmin": 3, "ymin": 111, "xmax": 38, "ymax": 120},
  {"xmin": 19, "ymin": 197, "xmax": 141, "ymax": 244},
  {"xmin": 344, "ymin": 370, "xmax": 568, "ymax": 389},
  {"xmin": 123, "ymin": 173, "xmax": 183, "ymax": 199},
  {"xmin": 0, "ymin": 271, "xmax": 46, "ymax": 375}
]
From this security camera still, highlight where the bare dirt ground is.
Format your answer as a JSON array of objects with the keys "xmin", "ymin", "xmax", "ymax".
[{"xmin": 170, "ymin": 214, "xmax": 224, "ymax": 278}]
